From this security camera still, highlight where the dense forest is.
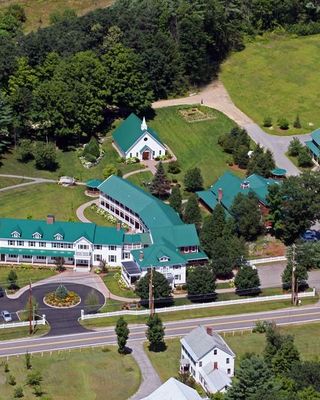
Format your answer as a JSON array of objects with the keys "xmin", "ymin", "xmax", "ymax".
[{"xmin": 1, "ymin": 0, "xmax": 320, "ymax": 149}]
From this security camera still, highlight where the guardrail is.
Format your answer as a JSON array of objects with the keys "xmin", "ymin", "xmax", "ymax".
[
  {"xmin": 80, "ymin": 289, "xmax": 316, "ymax": 320},
  {"xmin": 0, "ymin": 314, "xmax": 46, "ymax": 329},
  {"xmin": 249, "ymin": 256, "xmax": 287, "ymax": 265}
]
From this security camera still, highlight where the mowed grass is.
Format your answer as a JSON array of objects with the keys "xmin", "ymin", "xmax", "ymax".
[
  {"xmin": 83, "ymin": 205, "xmax": 117, "ymax": 227},
  {"xmin": 0, "ymin": 0, "xmax": 114, "ymax": 32},
  {"xmin": 149, "ymin": 106, "xmax": 238, "ymax": 187},
  {"xmin": 102, "ymin": 272, "xmax": 138, "ymax": 299},
  {"xmin": 126, "ymin": 171, "xmax": 153, "ymax": 189},
  {"xmin": 0, "ymin": 183, "xmax": 87, "ymax": 220},
  {"xmin": 0, "ymin": 324, "xmax": 49, "ymax": 341},
  {"xmin": 0, "ymin": 346, "xmax": 140, "ymax": 400},
  {"xmin": 146, "ymin": 323, "xmax": 320, "ymax": 381},
  {"xmin": 0, "ymin": 266, "xmax": 56, "ymax": 289},
  {"xmin": 0, "ymin": 177, "xmax": 28, "ymax": 189},
  {"xmin": 221, "ymin": 34, "xmax": 320, "ymax": 135}
]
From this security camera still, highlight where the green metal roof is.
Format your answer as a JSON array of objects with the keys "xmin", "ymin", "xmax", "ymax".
[
  {"xmin": 98, "ymin": 176, "xmax": 183, "ymax": 229},
  {"xmin": 112, "ymin": 113, "xmax": 164, "ymax": 153},
  {"xmin": 0, "ymin": 218, "xmax": 124, "ymax": 245},
  {"xmin": 311, "ymin": 129, "xmax": 320, "ymax": 147},
  {"xmin": 131, "ymin": 243, "xmax": 186, "ymax": 269},
  {"xmin": 150, "ymin": 225, "xmax": 200, "ymax": 247},
  {"xmin": 86, "ymin": 179, "xmax": 103, "ymax": 189},
  {"xmin": 0, "ymin": 247, "xmax": 74, "ymax": 257},
  {"xmin": 271, "ymin": 168, "xmax": 287, "ymax": 176},
  {"xmin": 181, "ymin": 251, "xmax": 208, "ymax": 262},
  {"xmin": 196, "ymin": 190, "xmax": 218, "ymax": 211},
  {"xmin": 123, "ymin": 232, "xmax": 152, "ymax": 245},
  {"xmin": 305, "ymin": 140, "xmax": 320, "ymax": 157}
]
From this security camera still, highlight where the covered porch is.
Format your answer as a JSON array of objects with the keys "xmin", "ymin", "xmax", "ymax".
[
  {"xmin": 121, "ymin": 261, "xmax": 141, "ymax": 287},
  {"xmin": 0, "ymin": 247, "xmax": 75, "ymax": 266}
]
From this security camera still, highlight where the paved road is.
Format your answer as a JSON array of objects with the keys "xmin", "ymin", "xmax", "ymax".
[
  {"xmin": 153, "ymin": 80, "xmax": 311, "ymax": 176},
  {"xmin": 0, "ymin": 304, "xmax": 319, "ymax": 357}
]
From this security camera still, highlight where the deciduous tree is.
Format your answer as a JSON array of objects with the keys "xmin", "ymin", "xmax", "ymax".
[
  {"xmin": 146, "ymin": 313, "xmax": 165, "ymax": 351},
  {"xmin": 115, "ymin": 317, "xmax": 130, "ymax": 354},
  {"xmin": 187, "ymin": 266, "xmax": 216, "ymax": 300}
]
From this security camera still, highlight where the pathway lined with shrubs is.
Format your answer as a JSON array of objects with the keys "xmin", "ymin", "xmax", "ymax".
[{"xmin": 153, "ymin": 80, "xmax": 311, "ymax": 176}]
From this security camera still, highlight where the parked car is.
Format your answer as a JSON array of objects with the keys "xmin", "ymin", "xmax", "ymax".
[
  {"xmin": 301, "ymin": 230, "xmax": 318, "ymax": 242},
  {"xmin": 1, "ymin": 310, "xmax": 12, "ymax": 322},
  {"xmin": 0, "ymin": 287, "xmax": 4, "ymax": 297}
]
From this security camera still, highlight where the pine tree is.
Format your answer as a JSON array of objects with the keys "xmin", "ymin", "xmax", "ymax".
[
  {"xmin": 150, "ymin": 161, "xmax": 170, "ymax": 198},
  {"xmin": 293, "ymin": 114, "xmax": 301, "ymax": 129},
  {"xmin": 115, "ymin": 317, "xmax": 130, "ymax": 354},
  {"xmin": 146, "ymin": 314, "xmax": 165, "ymax": 351},
  {"xmin": 169, "ymin": 185, "xmax": 182, "ymax": 214},
  {"xmin": 187, "ymin": 266, "xmax": 216, "ymax": 300},
  {"xmin": 200, "ymin": 204, "xmax": 226, "ymax": 257},
  {"xmin": 183, "ymin": 167, "xmax": 203, "ymax": 192},
  {"xmin": 183, "ymin": 194, "xmax": 202, "ymax": 227}
]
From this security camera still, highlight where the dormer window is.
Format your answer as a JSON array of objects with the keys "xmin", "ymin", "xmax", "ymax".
[
  {"xmin": 54, "ymin": 233, "xmax": 63, "ymax": 241},
  {"xmin": 11, "ymin": 231, "xmax": 21, "ymax": 238},
  {"xmin": 159, "ymin": 256, "xmax": 169, "ymax": 262},
  {"xmin": 32, "ymin": 232, "xmax": 42, "ymax": 239}
]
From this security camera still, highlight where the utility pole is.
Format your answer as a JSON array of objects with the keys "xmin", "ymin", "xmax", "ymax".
[
  {"xmin": 29, "ymin": 280, "xmax": 33, "ymax": 335},
  {"xmin": 148, "ymin": 267, "xmax": 154, "ymax": 317},
  {"xmin": 291, "ymin": 244, "xmax": 297, "ymax": 305}
]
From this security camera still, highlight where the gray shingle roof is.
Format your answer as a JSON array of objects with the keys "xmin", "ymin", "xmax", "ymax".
[
  {"xmin": 181, "ymin": 326, "xmax": 235, "ymax": 361},
  {"xmin": 202, "ymin": 366, "xmax": 231, "ymax": 392},
  {"xmin": 141, "ymin": 377, "xmax": 202, "ymax": 400}
]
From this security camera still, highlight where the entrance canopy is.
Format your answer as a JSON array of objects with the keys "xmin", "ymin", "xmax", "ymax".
[{"xmin": 86, "ymin": 179, "xmax": 103, "ymax": 190}]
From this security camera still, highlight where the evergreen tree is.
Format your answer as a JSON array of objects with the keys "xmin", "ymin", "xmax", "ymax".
[
  {"xmin": 234, "ymin": 264, "xmax": 261, "ymax": 295},
  {"xmin": 298, "ymin": 147, "xmax": 313, "ymax": 167},
  {"xmin": 281, "ymin": 253, "xmax": 308, "ymax": 291},
  {"xmin": 169, "ymin": 185, "xmax": 182, "ymax": 214},
  {"xmin": 271, "ymin": 337, "xmax": 300, "ymax": 374},
  {"xmin": 234, "ymin": 145, "xmax": 249, "ymax": 169},
  {"xmin": 146, "ymin": 313, "xmax": 165, "ymax": 351},
  {"xmin": 183, "ymin": 167, "xmax": 203, "ymax": 192},
  {"xmin": 200, "ymin": 203, "xmax": 226, "ymax": 258},
  {"xmin": 115, "ymin": 317, "xmax": 130, "ymax": 354},
  {"xmin": 135, "ymin": 270, "xmax": 172, "ymax": 302},
  {"xmin": 183, "ymin": 194, "xmax": 202, "ymax": 227},
  {"xmin": 7, "ymin": 269, "xmax": 18, "ymax": 289},
  {"xmin": 288, "ymin": 137, "xmax": 303, "ymax": 157},
  {"xmin": 150, "ymin": 161, "xmax": 170, "ymax": 198},
  {"xmin": 293, "ymin": 114, "xmax": 302, "ymax": 129},
  {"xmin": 187, "ymin": 266, "xmax": 216, "ymax": 300},
  {"xmin": 247, "ymin": 145, "xmax": 275, "ymax": 177}
]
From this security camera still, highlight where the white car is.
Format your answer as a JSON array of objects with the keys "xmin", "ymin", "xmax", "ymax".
[{"xmin": 1, "ymin": 310, "xmax": 12, "ymax": 323}]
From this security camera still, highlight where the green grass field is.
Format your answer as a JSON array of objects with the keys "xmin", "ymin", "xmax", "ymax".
[
  {"xmin": 126, "ymin": 171, "xmax": 153, "ymax": 189},
  {"xmin": 102, "ymin": 272, "xmax": 138, "ymax": 299},
  {"xmin": 0, "ymin": 346, "xmax": 140, "ymax": 400},
  {"xmin": 0, "ymin": 183, "xmax": 88, "ymax": 221},
  {"xmin": 0, "ymin": 177, "xmax": 27, "ymax": 189},
  {"xmin": 83, "ymin": 205, "xmax": 117, "ymax": 227},
  {"xmin": 221, "ymin": 34, "xmax": 320, "ymax": 135},
  {"xmin": 0, "ymin": 325, "xmax": 49, "ymax": 341},
  {"xmin": 149, "ymin": 106, "xmax": 239, "ymax": 187},
  {"xmin": 0, "ymin": 0, "xmax": 114, "ymax": 32},
  {"xmin": 0, "ymin": 265, "xmax": 56, "ymax": 289},
  {"xmin": 145, "ymin": 322, "xmax": 320, "ymax": 382}
]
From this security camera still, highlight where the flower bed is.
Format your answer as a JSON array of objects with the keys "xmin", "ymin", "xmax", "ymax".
[{"xmin": 44, "ymin": 290, "xmax": 80, "ymax": 308}]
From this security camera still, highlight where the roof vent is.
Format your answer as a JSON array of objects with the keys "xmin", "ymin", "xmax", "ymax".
[
  {"xmin": 206, "ymin": 326, "xmax": 213, "ymax": 336},
  {"xmin": 241, "ymin": 181, "xmax": 250, "ymax": 189},
  {"xmin": 141, "ymin": 116, "xmax": 147, "ymax": 131}
]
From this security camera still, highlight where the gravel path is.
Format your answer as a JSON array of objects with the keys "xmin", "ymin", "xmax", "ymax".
[
  {"xmin": 75, "ymin": 199, "xmax": 98, "ymax": 223},
  {"xmin": 0, "ymin": 174, "xmax": 57, "ymax": 192},
  {"xmin": 153, "ymin": 80, "xmax": 311, "ymax": 176}
]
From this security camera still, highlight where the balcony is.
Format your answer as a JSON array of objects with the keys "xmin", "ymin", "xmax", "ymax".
[{"xmin": 75, "ymin": 251, "xmax": 91, "ymax": 258}]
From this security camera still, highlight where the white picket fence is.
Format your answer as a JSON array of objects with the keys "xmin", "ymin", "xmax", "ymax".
[
  {"xmin": 0, "ymin": 314, "xmax": 46, "ymax": 329},
  {"xmin": 249, "ymin": 256, "xmax": 287, "ymax": 265},
  {"xmin": 80, "ymin": 289, "xmax": 316, "ymax": 320}
]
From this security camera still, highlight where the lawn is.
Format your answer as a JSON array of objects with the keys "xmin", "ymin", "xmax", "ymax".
[
  {"xmin": 149, "ymin": 106, "xmax": 240, "ymax": 187},
  {"xmin": 0, "ymin": 183, "xmax": 88, "ymax": 221},
  {"xmin": 146, "ymin": 322, "xmax": 320, "ymax": 382},
  {"xmin": 102, "ymin": 272, "xmax": 138, "ymax": 299},
  {"xmin": 126, "ymin": 171, "xmax": 154, "ymax": 189},
  {"xmin": 81, "ymin": 296, "xmax": 318, "ymax": 328},
  {"xmin": 0, "ymin": 324, "xmax": 49, "ymax": 341},
  {"xmin": 0, "ymin": 0, "xmax": 114, "ymax": 32},
  {"xmin": 0, "ymin": 177, "xmax": 28, "ymax": 189},
  {"xmin": 221, "ymin": 34, "xmax": 320, "ymax": 135},
  {"xmin": 0, "ymin": 265, "xmax": 56, "ymax": 290},
  {"xmin": 0, "ymin": 346, "xmax": 140, "ymax": 400},
  {"xmin": 83, "ymin": 205, "xmax": 117, "ymax": 227}
]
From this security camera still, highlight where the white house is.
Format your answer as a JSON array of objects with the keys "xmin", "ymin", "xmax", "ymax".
[
  {"xmin": 141, "ymin": 377, "xmax": 203, "ymax": 400},
  {"xmin": 180, "ymin": 326, "xmax": 235, "ymax": 394},
  {"xmin": 112, "ymin": 113, "xmax": 167, "ymax": 161}
]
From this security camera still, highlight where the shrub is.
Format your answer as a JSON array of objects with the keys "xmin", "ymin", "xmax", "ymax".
[
  {"xmin": 8, "ymin": 374, "xmax": 16, "ymax": 385},
  {"xmin": 167, "ymin": 160, "xmax": 181, "ymax": 174},
  {"xmin": 26, "ymin": 371, "xmax": 42, "ymax": 386},
  {"xmin": 33, "ymin": 385, "xmax": 43, "ymax": 397},
  {"xmin": 25, "ymin": 352, "xmax": 32, "ymax": 369},
  {"xmin": 4, "ymin": 361, "xmax": 9, "ymax": 372},
  {"xmin": 34, "ymin": 142, "xmax": 58, "ymax": 171},
  {"xmin": 7, "ymin": 269, "xmax": 19, "ymax": 290},
  {"xmin": 13, "ymin": 386, "xmax": 24, "ymax": 398},
  {"xmin": 288, "ymin": 137, "xmax": 303, "ymax": 157},
  {"xmin": 253, "ymin": 320, "xmax": 273, "ymax": 333},
  {"xmin": 55, "ymin": 285, "xmax": 68, "ymax": 300},
  {"xmin": 83, "ymin": 136, "xmax": 100, "ymax": 160},
  {"xmin": 298, "ymin": 147, "xmax": 313, "ymax": 167},
  {"xmin": 263, "ymin": 116, "xmax": 272, "ymax": 127},
  {"xmin": 293, "ymin": 114, "xmax": 301, "ymax": 129},
  {"xmin": 17, "ymin": 139, "xmax": 34, "ymax": 162},
  {"xmin": 277, "ymin": 117, "xmax": 289, "ymax": 130},
  {"xmin": 103, "ymin": 164, "xmax": 117, "ymax": 179},
  {"xmin": 83, "ymin": 153, "xmax": 96, "ymax": 163}
]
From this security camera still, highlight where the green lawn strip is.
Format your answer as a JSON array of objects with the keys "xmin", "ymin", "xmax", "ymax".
[
  {"xmin": 146, "ymin": 322, "xmax": 320, "ymax": 382},
  {"xmin": 0, "ymin": 324, "xmax": 49, "ymax": 341},
  {"xmin": 102, "ymin": 272, "xmax": 138, "ymax": 299},
  {"xmin": 286, "ymin": 152, "xmax": 312, "ymax": 172},
  {"xmin": 0, "ymin": 266, "xmax": 56, "ymax": 290},
  {"xmin": 0, "ymin": 346, "xmax": 140, "ymax": 400},
  {"xmin": 83, "ymin": 205, "xmax": 117, "ymax": 227},
  {"xmin": 0, "ymin": 0, "xmax": 114, "ymax": 32},
  {"xmin": 0, "ymin": 177, "xmax": 28, "ymax": 189},
  {"xmin": 149, "ymin": 106, "xmax": 239, "ymax": 187},
  {"xmin": 99, "ymin": 299, "xmax": 125, "ymax": 313},
  {"xmin": 216, "ymin": 282, "xmax": 232, "ymax": 289},
  {"xmin": 126, "ymin": 171, "xmax": 154, "ymax": 189},
  {"xmin": 81, "ymin": 296, "xmax": 318, "ymax": 328},
  {"xmin": 221, "ymin": 34, "xmax": 320, "ymax": 135},
  {"xmin": 0, "ymin": 183, "xmax": 88, "ymax": 220}
]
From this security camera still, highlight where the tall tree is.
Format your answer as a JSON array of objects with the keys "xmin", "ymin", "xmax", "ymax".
[
  {"xmin": 115, "ymin": 317, "xmax": 129, "ymax": 354},
  {"xmin": 247, "ymin": 145, "xmax": 275, "ymax": 177},
  {"xmin": 150, "ymin": 161, "xmax": 170, "ymax": 198},
  {"xmin": 169, "ymin": 185, "xmax": 182, "ymax": 214},
  {"xmin": 234, "ymin": 264, "xmax": 261, "ymax": 295},
  {"xmin": 187, "ymin": 266, "xmax": 216, "ymax": 300},
  {"xmin": 146, "ymin": 313, "xmax": 165, "ymax": 351},
  {"xmin": 183, "ymin": 193, "xmax": 202, "ymax": 227},
  {"xmin": 184, "ymin": 167, "xmax": 203, "ymax": 192},
  {"xmin": 135, "ymin": 270, "xmax": 172, "ymax": 302},
  {"xmin": 200, "ymin": 203, "xmax": 226, "ymax": 258}
]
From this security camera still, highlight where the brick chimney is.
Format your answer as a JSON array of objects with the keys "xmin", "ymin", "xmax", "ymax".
[
  {"xmin": 206, "ymin": 326, "xmax": 213, "ymax": 336},
  {"xmin": 139, "ymin": 250, "xmax": 144, "ymax": 261},
  {"xmin": 218, "ymin": 188, "xmax": 223, "ymax": 203},
  {"xmin": 47, "ymin": 215, "xmax": 55, "ymax": 224}
]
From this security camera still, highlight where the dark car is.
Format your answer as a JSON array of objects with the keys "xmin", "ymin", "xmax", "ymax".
[
  {"xmin": 0, "ymin": 287, "xmax": 4, "ymax": 297},
  {"xmin": 301, "ymin": 230, "xmax": 318, "ymax": 242}
]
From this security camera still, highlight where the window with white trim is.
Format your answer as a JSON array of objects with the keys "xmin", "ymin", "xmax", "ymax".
[
  {"xmin": 33, "ymin": 232, "xmax": 42, "ymax": 239},
  {"xmin": 174, "ymin": 275, "xmax": 181, "ymax": 280},
  {"xmin": 227, "ymin": 369, "xmax": 231, "ymax": 375},
  {"xmin": 108, "ymin": 255, "xmax": 117, "ymax": 263},
  {"xmin": 8, "ymin": 240, "xmax": 15, "ymax": 246},
  {"xmin": 17, "ymin": 240, "xmax": 24, "ymax": 246},
  {"xmin": 226, "ymin": 358, "xmax": 230, "ymax": 364},
  {"xmin": 94, "ymin": 254, "xmax": 102, "ymax": 261},
  {"xmin": 39, "ymin": 242, "xmax": 46, "ymax": 247},
  {"xmin": 108, "ymin": 245, "xmax": 116, "ymax": 251},
  {"xmin": 214, "ymin": 349, "xmax": 217, "ymax": 355},
  {"xmin": 78, "ymin": 244, "xmax": 89, "ymax": 250},
  {"xmin": 94, "ymin": 245, "xmax": 102, "ymax": 250},
  {"xmin": 36, "ymin": 256, "xmax": 46, "ymax": 260},
  {"xmin": 28, "ymin": 241, "xmax": 36, "ymax": 247},
  {"xmin": 23, "ymin": 255, "xmax": 32, "ymax": 259}
]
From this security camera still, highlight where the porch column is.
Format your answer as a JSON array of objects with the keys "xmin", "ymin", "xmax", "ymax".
[
  {"xmin": 4, "ymin": 254, "xmax": 6, "ymax": 263},
  {"xmin": 32, "ymin": 256, "xmax": 34, "ymax": 265},
  {"xmin": 17, "ymin": 255, "xmax": 20, "ymax": 264},
  {"xmin": 46, "ymin": 257, "xmax": 48, "ymax": 266}
]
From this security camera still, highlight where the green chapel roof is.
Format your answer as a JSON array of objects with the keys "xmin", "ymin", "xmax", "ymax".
[
  {"xmin": 98, "ymin": 175, "xmax": 183, "ymax": 229},
  {"xmin": 112, "ymin": 113, "xmax": 164, "ymax": 153}
]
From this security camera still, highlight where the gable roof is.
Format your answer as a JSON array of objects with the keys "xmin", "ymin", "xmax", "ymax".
[
  {"xmin": 112, "ymin": 113, "xmax": 164, "ymax": 153},
  {"xmin": 150, "ymin": 225, "xmax": 200, "ymax": 247},
  {"xmin": 201, "ymin": 366, "xmax": 231, "ymax": 392},
  {"xmin": 98, "ymin": 175, "xmax": 183, "ymax": 229},
  {"xmin": 181, "ymin": 326, "xmax": 235, "ymax": 361},
  {"xmin": 311, "ymin": 128, "xmax": 320, "ymax": 147},
  {"xmin": 141, "ymin": 377, "xmax": 203, "ymax": 400}
]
